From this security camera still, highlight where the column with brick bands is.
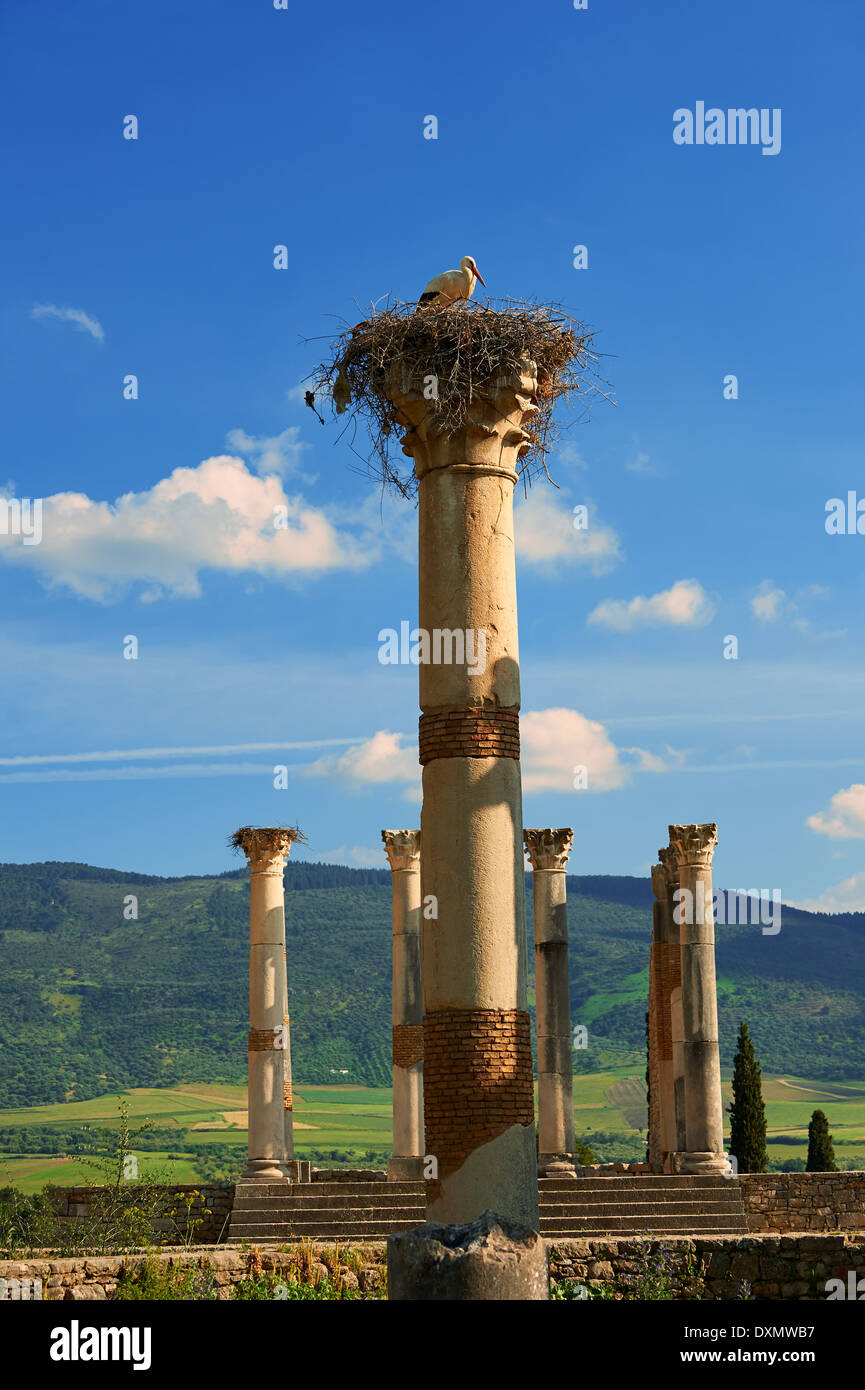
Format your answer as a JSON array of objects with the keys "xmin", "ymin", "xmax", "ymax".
[
  {"xmin": 385, "ymin": 361, "xmax": 541, "ymax": 1230},
  {"xmin": 524, "ymin": 828, "xmax": 576, "ymax": 1175},
  {"xmin": 669, "ymin": 822, "xmax": 726, "ymax": 1176},
  {"xmin": 234, "ymin": 827, "xmax": 294, "ymax": 1182},
  {"xmin": 660, "ymin": 845, "xmax": 687, "ymax": 1157},
  {"xmin": 649, "ymin": 853, "xmax": 681, "ymax": 1171},
  {"xmin": 382, "ymin": 829, "xmax": 424, "ymax": 1180}
]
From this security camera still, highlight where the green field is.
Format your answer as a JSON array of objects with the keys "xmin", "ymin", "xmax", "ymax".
[{"xmin": 2, "ymin": 1070, "xmax": 864, "ymax": 1191}]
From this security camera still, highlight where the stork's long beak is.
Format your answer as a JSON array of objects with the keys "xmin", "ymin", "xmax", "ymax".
[{"xmin": 474, "ymin": 268, "xmax": 486, "ymax": 287}]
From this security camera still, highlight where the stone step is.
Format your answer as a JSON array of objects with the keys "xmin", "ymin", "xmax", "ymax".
[
  {"xmin": 233, "ymin": 1195, "xmax": 422, "ymax": 1211},
  {"xmin": 539, "ymin": 1176, "xmax": 737, "ymax": 1190},
  {"xmin": 539, "ymin": 1202, "xmax": 745, "ymax": 1218},
  {"xmin": 228, "ymin": 1220, "xmax": 420, "ymax": 1239},
  {"xmin": 540, "ymin": 1187, "xmax": 743, "ymax": 1201},
  {"xmin": 234, "ymin": 1181, "xmax": 421, "ymax": 1198},
  {"xmin": 231, "ymin": 1207, "xmax": 424, "ymax": 1223},
  {"xmin": 540, "ymin": 1215, "xmax": 748, "ymax": 1234}
]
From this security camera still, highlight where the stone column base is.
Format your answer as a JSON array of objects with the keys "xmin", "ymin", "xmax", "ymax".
[
  {"xmin": 241, "ymin": 1158, "xmax": 291, "ymax": 1181},
  {"xmin": 387, "ymin": 1155, "xmax": 426, "ymax": 1181},
  {"xmin": 387, "ymin": 1210, "xmax": 549, "ymax": 1301},
  {"xmin": 679, "ymin": 1151, "xmax": 728, "ymax": 1176},
  {"xmin": 539, "ymin": 1154, "xmax": 578, "ymax": 1178}
]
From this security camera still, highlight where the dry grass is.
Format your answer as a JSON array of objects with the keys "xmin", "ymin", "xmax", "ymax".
[{"xmin": 307, "ymin": 296, "xmax": 612, "ymax": 497}]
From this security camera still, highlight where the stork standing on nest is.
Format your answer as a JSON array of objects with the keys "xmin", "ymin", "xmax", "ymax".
[{"xmin": 418, "ymin": 254, "xmax": 486, "ymax": 308}]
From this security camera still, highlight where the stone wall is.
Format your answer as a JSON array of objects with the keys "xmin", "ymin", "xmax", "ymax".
[
  {"xmin": 0, "ymin": 1245, "xmax": 386, "ymax": 1301},
  {"xmin": 4, "ymin": 1235, "xmax": 865, "ymax": 1300},
  {"xmin": 550, "ymin": 1234, "xmax": 865, "ymax": 1299},
  {"xmin": 52, "ymin": 1184, "xmax": 235, "ymax": 1245},
  {"xmin": 740, "ymin": 1172, "xmax": 865, "ymax": 1232}
]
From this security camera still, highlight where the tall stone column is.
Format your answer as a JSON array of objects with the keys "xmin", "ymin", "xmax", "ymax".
[
  {"xmin": 660, "ymin": 846, "xmax": 687, "ymax": 1160},
  {"xmin": 282, "ymin": 945, "xmax": 294, "ymax": 1163},
  {"xmin": 649, "ymin": 855, "xmax": 680, "ymax": 1171},
  {"xmin": 386, "ymin": 361, "xmax": 540, "ymax": 1232},
  {"xmin": 524, "ymin": 828, "xmax": 576, "ymax": 1176},
  {"xmin": 382, "ymin": 829, "xmax": 425, "ymax": 1180},
  {"xmin": 234, "ymin": 827, "xmax": 293, "ymax": 1181},
  {"xmin": 669, "ymin": 823, "xmax": 726, "ymax": 1175}
]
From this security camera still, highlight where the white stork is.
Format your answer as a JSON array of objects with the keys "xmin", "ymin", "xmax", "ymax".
[{"xmin": 418, "ymin": 255, "xmax": 486, "ymax": 308}]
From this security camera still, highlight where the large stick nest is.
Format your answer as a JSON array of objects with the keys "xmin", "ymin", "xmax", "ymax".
[
  {"xmin": 308, "ymin": 297, "xmax": 612, "ymax": 497},
  {"xmin": 229, "ymin": 825, "xmax": 308, "ymax": 857}
]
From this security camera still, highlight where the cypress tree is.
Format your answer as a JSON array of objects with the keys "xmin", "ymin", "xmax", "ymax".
[
  {"xmin": 727, "ymin": 1021, "xmax": 768, "ymax": 1173},
  {"xmin": 806, "ymin": 1110, "xmax": 838, "ymax": 1172}
]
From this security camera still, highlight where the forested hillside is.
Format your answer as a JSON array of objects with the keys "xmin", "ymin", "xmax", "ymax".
[{"xmin": 0, "ymin": 860, "xmax": 863, "ymax": 1107}]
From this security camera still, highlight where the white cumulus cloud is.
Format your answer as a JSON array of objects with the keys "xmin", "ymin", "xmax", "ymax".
[
  {"xmin": 588, "ymin": 578, "xmax": 715, "ymax": 632},
  {"xmin": 0, "ymin": 454, "xmax": 376, "ymax": 601},
  {"xmin": 806, "ymin": 784, "xmax": 865, "ymax": 840}
]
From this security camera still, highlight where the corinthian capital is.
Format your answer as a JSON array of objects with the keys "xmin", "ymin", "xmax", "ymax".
[
  {"xmin": 524, "ymin": 828, "xmax": 574, "ymax": 871},
  {"xmin": 384, "ymin": 360, "xmax": 539, "ymax": 481},
  {"xmin": 668, "ymin": 823, "xmax": 718, "ymax": 870},
  {"xmin": 231, "ymin": 826, "xmax": 298, "ymax": 873},
  {"xmin": 382, "ymin": 828, "xmax": 421, "ymax": 872}
]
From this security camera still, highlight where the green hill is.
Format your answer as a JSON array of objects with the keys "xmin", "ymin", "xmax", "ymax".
[{"xmin": 0, "ymin": 860, "xmax": 863, "ymax": 1108}]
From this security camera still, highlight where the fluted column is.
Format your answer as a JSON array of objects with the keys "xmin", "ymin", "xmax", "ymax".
[
  {"xmin": 386, "ymin": 361, "xmax": 540, "ymax": 1231},
  {"xmin": 669, "ymin": 823, "xmax": 726, "ymax": 1175},
  {"xmin": 649, "ymin": 855, "xmax": 680, "ymax": 1171},
  {"xmin": 235, "ymin": 827, "xmax": 293, "ymax": 1181},
  {"xmin": 382, "ymin": 829, "xmax": 424, "ymax": 1179},
  {"xmin": 524, "ymin": 828, "xmax": 576, "ymax": 1175}
]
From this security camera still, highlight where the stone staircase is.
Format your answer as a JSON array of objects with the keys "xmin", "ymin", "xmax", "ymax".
[
  {"xmin": 539, "ymin": 1174, "xmax": 749, "ymax": 1238},
  {"xmin": 228, "ymin": 1179, "xmax": 425, "ymax": 1241},
  {"xmin": 229, "ymin": 1174, "xmax": 748, "ymax": 1242}
]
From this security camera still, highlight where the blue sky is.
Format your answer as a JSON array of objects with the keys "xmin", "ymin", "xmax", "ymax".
[{"xmin": 2, "ymin": 0, "xmax": 864, "ymax": 909}]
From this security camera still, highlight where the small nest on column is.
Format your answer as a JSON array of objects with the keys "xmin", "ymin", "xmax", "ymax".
[{"xmin": 306, "ymin": 297, "xmax": 612, "ymax": 497}]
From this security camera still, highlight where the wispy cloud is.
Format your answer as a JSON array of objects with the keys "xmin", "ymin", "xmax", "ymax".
[
  {"xmin": 588, "ymin": 578, "xmax": 715, "ymax": 632},
  {"xmin": 0, "ymin": 737, "xmax": 363, "ymax": 768},
  {"xmin": 225, "ymin": 426, "xmax": 310, "ymax": 478},
  {"xmin": 625, "ymin": 449, "xmax": 659, "ymax": 475},
  {"xmin": 515, "ymin": 492, "xmax": 622, "ymax": 573},
  {"xmin": 790, "ymin": 871, "xmax": 865, "ymax": 914},
  {"xmin": 31, "ymin": 304, "xmax": 104, "ymax": 341}
]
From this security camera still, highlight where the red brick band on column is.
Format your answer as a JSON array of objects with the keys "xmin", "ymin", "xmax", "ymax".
[
  {"xmin": 423, "ymin": 1009, "xmax": 534, "ymax": 1191},
  {"xmin": 656, "ymin": 942, "xmax": 681, "ymax": 1061},
  {"xmin": 393, "ymin": 1024, "xmax": 424, "ymax": 1069},
  {"xmin": 419, "ymin": 707, "xmax": 519, "ymax": 765},
  {"xmin": 248, "ymin": 1028, "xmax": 278, "ymax": 1051}
]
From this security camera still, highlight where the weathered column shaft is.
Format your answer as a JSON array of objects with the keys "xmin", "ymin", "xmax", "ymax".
[
  {"xmin": 525, "ymin": 829, "xmax": 575, "ymax": 1172},
  {"xmin": 235, "ymin": 827, "xmax": 294, "ymax": 1181},
  {"xmin": 669, "ymin": 823, "xmax": 726, "ymax": 1175},
  {"xmin": 283, "ymin": 946, "xmax": 294, "ymax": 1162},
  {"xmin": 388, "ymin": 363, "xmax": 540, "ymax": 1229},
  {"xmin": 383, "ymin": 829, "xmax": 424, "ymax": 1179},
  {"xmin": 660, "ymin": 846, "xmax": 687, "ymax": 1155},
  {"xmin": 649, "ymin": 853, "xmax": 682, "ymax": 1169}
]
